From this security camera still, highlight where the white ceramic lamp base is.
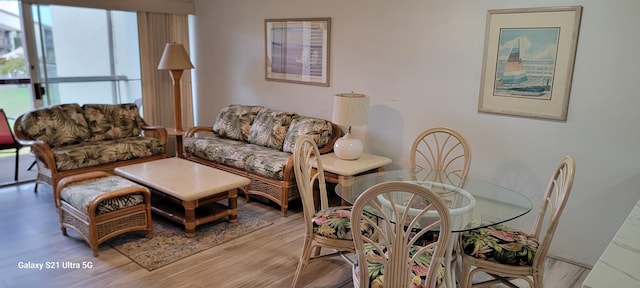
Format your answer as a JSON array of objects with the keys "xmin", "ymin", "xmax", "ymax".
[{"xmin": 334, "ymin": 132, "xmax": 363, "ymax": 160}]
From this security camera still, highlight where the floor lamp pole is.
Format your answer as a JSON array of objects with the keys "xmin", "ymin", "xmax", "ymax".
[{"xmin": 169, "ymin": 69, "xmax": 184, "ymax": 131}]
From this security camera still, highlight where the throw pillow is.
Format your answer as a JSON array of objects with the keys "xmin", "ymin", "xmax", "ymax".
[
  {"xmin": 282, "ymin": 116, "xmax": 334, "ymax": 153},
  {"xmin": 83, "ymin": 103, "xmax": 144, "ymax": 141},
  {"xmin": 18, "ymin": 103, "xmax": 91, "ymax": 147},
  {"xmin": 213, "ymin": 105, "xmax": 263, "ymax": 141},
  {"xmin": 247, "ymin": 108, "xmax": 296, "ymax": 150}
]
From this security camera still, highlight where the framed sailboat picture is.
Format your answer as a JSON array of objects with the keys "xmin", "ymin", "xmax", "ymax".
[{"xmin": 478, "ymin": 6, "xmax": 582, "ymax": 121}]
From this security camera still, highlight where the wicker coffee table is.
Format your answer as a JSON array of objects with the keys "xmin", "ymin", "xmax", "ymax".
[{"xmin": 114, "ymin": 158, "xmax": 250, "ymax": 237}]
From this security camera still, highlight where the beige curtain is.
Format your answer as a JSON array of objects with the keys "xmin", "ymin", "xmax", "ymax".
[{"xmin": 137, "ymin": 12, "xmax": 193, "ymax": 130}]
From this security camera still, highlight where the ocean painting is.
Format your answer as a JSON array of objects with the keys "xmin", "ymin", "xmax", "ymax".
[{"xmin": 494, "ymin": 28, "xmax": 559, "ymax": 99}]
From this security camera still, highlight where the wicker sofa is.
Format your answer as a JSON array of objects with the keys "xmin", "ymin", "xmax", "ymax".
[
  {"xmin": 14, "ymin": 103, "xmax": 168, "ymax": 196},
  {"xmin": 183, "ymin": 104, "xmax": 341, "ymax": 216}
]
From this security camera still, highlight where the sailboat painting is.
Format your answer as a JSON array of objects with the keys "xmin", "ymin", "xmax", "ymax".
[{"xmin": 494, "ymin": 28, "xmax": 559, "ymax": 99}]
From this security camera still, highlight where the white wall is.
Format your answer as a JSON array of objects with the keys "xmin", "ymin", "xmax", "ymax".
[{"xmin": 192, "ymin": 0, "xmax": 640, "ymax": 267}]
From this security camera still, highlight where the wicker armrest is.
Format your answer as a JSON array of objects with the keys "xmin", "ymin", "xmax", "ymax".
[{"xmin": 184, "ymin": 126, "xmax": 215, "ymax": 138}]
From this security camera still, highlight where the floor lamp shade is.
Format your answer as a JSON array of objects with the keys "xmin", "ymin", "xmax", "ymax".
[
  {"xmin": 332, "ymin": 92, "xmax": 370, "ymax": 160},
  {"xmin": 157, "ymin": 42, "xmax": 194, "ymax": 131}
]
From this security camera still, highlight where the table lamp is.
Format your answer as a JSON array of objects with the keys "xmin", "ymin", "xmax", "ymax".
[
  {"xmin": 158, "ymin": 42, "xmax": 194, "ymax": 131},
  {"xmin": 332, "ymin": 92, "xmax": 370, "ymax": 160}
]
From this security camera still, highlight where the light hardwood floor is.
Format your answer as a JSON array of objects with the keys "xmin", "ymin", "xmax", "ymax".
[{"xmin": 0, "ymin": 181, "xmax": 590, "ymax": 288}]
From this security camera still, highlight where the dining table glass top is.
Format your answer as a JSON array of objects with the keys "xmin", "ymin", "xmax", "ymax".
[{"xmin": 335, "ymin": 169, "xmax": 533, "ymax": 232}]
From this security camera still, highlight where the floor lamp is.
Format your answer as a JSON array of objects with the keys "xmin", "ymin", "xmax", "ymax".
[{"xmin": 158, "ymin": 42, "xmax": 194, "ymax": 131}]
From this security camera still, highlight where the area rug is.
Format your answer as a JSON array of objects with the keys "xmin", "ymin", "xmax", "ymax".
[{"xmin": 107, "ymin": 205, "xmax": 272, "ymax": 271}]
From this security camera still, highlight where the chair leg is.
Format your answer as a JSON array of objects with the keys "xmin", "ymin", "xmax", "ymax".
[
  {"xmin": 291, "ymin": 237, "xmax": 314, "ymax": 288},
  {"xmin": 28, "ymin": 160, "xmax": 36, "ymax": 171},
  {"xmin": 14, "ymin": 149, "xmax": 19, "ymax": 181}
]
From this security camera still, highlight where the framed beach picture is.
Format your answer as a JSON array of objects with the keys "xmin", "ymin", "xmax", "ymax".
[
  {"xmin": 478, "ymin": 6, "xmax": 582, "ymax": 121},
  {"xmin": 264, "ymin": 18, "xmax": 331, "ymax": 86}
]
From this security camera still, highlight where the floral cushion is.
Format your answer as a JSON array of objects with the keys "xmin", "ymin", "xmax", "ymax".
[
  {"xmin": 213, "ymin": 105, "xmax": 263, "ymax": 141},
  {"xmin": 60, "ymin": 175, "xmax": 147, "ymax": 215},
  {"xmin": 281, "ymin": 116, "xmax": 334, "ymax": 153},
  {"xmin": 18, "ymin": 103, "xmax": 91, "ymax": 147},
  {"xmin": 83, "ymin": 103, "xmax": 144, "ymax": 141},
  {"xmin": 312, "ymin": 207, "xmax": 376, "ymax": 240},
  {"xmin": 353, "ymin": 243, "xmax": 444, "ymax": 288},
  {"xmin": 52, "ymin": 137, "xmax": 165, "ymax": 171},
  {"xmin": 182, "ymin": 135, "xmax": 247, "ymax": 166},
  {"xmin": 460, "ymin": 224, "xmax": 539, "ymax": 266},
  {"xmin": 247, "ymin": 108, "xmax": 296, "ymax": 150},
  {"xmin": 244, "ymin": 148, "xmax": 292, "ymax": 180}
]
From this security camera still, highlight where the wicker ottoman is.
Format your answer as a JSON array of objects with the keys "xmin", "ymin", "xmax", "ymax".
[{"xmin": 56, "ymin": 171, "xmax": 153, "ymax": 256}]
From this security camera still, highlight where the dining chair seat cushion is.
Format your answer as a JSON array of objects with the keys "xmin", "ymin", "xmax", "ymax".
[
  {"xmin": 460, "ymin": 224, "xmax": 539, "ymax": 266},
  {"xmin": 352, "ymin": 243, "xmax": 444, "ymax": 288},
  {"xmin": 313, "ymin": 206, "xmax": 375, "ymax": 240}
]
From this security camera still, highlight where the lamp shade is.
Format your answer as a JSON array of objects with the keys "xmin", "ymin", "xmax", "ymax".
[
  {"xmin": 157, "ymin": 42, "xmax": 194, "ymax": 70},
  {"xmin": 332, "ymin": 92, "xmax": 370, "ymax": 127}
]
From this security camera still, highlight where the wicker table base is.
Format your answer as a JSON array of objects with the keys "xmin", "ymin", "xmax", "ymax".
[{"xmin": 114, "ymin": 158, "xmax": 251, "ymax": 237}]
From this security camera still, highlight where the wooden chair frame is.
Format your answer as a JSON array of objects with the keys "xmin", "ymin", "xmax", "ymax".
[
  {"xmin": 459, "ymin": 155, "xmax": 575, "ymax": 288},
  {"xmin": 351, "ymin": 181, "xmax": 452, "ymax": 288},
  {"xmin": 291, "ymin": 135, "xmax": 354, "ymax": 287},
  {"xmin": 410, "ymin": 127, "xmax": 471, "ymax": 187}
]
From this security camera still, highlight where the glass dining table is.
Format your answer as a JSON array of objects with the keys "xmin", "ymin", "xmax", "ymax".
[{"xmin": 335, "ymin": 169, "xmax": 533, "ymax": 287}]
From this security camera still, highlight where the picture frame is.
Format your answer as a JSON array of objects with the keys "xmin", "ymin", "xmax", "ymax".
[
  {"xmin": 265, "ymin": 18, "xmax": 331, "ymax": 86},
  {"xmin": 478, "ymin": 6, "xmax": 582, "ymax": 121}
]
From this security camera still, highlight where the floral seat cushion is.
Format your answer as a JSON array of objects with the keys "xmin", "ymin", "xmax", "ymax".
[
  {"xmin": 312, "ymin": 207, "xmax": 376, "ymax": 240},
  {"xmin": 244, "ymin": 148, "xmax": 292, "ymax": 180},
  {"xmin": 460, "ymin": 224, "xmax": 539, "ymax": 266},
  {"xmin": 183, "ymin": 135, "xmax": 247, "ymax": 160},
  {"xmin": 353, "ymin": 243, "xmax": 444, "ymax": 287},
  {"xmin": 60, "ymin": 175, "xmax": 147, "ymax": 215},
  {"xmin": 52, "ymin": 137, "xmax": 165, "ymax": 171}
]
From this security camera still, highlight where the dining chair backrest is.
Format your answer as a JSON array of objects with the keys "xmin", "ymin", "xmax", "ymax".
[
  {"xmin": 530, "ymin": 155, "xmax": 575, "ymax": 268},
  {"xmin": 410, "ymin": 127, "xmax": 471, "ymax": 188},
  {"xmin": 0, "ymin": 109, "xmax": 18, "ymax": 147},
  {"xmin": 351, "ymin": 181, "xmax": 452, "ymax": 288},
  {"xmin": 293, "ymin": 135, "xmax": 329, "ymax": 221},
  {"xmin": 0, "ymin": 109, "xmax": 24, "ymax": 182}
]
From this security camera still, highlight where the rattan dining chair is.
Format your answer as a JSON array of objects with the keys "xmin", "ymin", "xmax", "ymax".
[
  {"xmin": 458, "ymin": 155, "xmax": 576, "ymax": 288},
  {"xmin": 0, "ymin": 109, "xmax": 24, "ymax": 181},
  {"xmin": 291, "ymin": 135, "xmax": 357, "ymax": 287},
  {"xmin": 351, "ymin": 181, "xmax": 452, "ymax": 288},
  {"xmin": 410, "ymin": 127, "xmax": 471, "ymax": 188}
]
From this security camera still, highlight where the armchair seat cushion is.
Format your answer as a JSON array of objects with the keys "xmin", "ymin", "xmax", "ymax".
[
  {"xmin": 52, "ymin": 137, "xmax": 165, "ymax": 171},
  {"xmin": 460, "ymin": 224, "xmax": 539, "ymax": 266}
]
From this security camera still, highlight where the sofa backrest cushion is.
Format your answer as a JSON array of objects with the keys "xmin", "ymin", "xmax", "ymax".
[
  {"xmin": 83, "ymin": 103, "xmax": 144, "ymax": 141},
  {"xmin": 213, "ymin": 105, "xmax": 263, "ymax": 141},
  {"xmin": 247, "ymin": 108, "xmax": 296, "ymax": 150},
  {"xmin": 18, "ymin": 103, "xmax": 91, "ymax": 147},
  {"xmin": 282, "ymin": 116, "xmax": 334, "ymax": 153}
]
